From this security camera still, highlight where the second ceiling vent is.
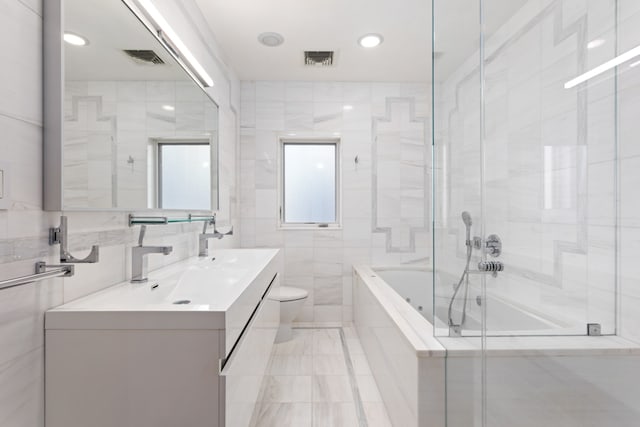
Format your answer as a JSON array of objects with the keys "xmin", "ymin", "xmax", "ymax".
[
  {"xmin": 304, "ymin": 51, "xmax": 334, "ymax": 67},
  {"xmin": 123, "ymin": 49, "xmax": 165, "ymax": 65}
]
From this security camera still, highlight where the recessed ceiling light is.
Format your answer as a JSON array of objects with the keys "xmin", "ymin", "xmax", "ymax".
[
  {"xmin": 343, "ymin": 105, "xmax": 354, "ymax": 111},
  {"xmin": 358, "ymin": 34, "xmax": 383, "ymax": 48},
  {"xmin": 64, "ymin": 32, "xmax": 89, "ymax": 46},
  {"xmin": 258, "ymin": 32, "xmax": 285, "ymax": 47},
  {"xmin": 162, "ymin": 105, "xmax": 175, "ymax": 111},
  {"xmin": 587, "ymin": 39, "xmax": 605, "ymax": 49}
]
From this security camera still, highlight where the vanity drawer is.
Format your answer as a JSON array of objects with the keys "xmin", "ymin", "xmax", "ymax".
[{"xmin": 220, "ymin": 273, "xmax": 279, "ymax": 427}]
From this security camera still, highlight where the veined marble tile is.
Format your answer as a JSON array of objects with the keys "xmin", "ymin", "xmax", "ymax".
[
  {"xmin": 312, "ymin": 306, "xmax": 343, "ymax": 324},
  {"xmin": 241, "ymin": 81, "xmax": 256, "ymax": 103},
  {"xmin": 255, "ymin": 130, "xmax": 278, "ymax": 161},
  {"xmin": 256, "ymin": 81, "xmax": 285, "ymax": 103},
  {"xmin": 88, "ymin": 81, "xmax": 117, "ymax": 103},
  {"xmin": 146, "ymin": 81, "xmax": 175, "ymax": 103},
  {"xmin": 314, "ymin": 277, "xmax": 343, "ymax": 306},
  {"xmin": 312, "ymin": 103, "xmax": 342, "ymax": 131},
  {"xmin": 116, "ymin": 82, "xmax": 146, "ymax": 102},
  {"xmin": 349, "ymin": 354, "xmax": 373, "ymax": 376},
  {"xmin": 313, "ymin": 83, "xmax": 343, "ymax": 103},
  {"xmin": 175, "ymin": 101, "xmax": 205, "ymax": 132},
  {"xmin": 273, "ymin": 330, "xmax": 314, "ymax": 355},
  {"xmin": 313, "ymin": 355, "xmax": 348, "ymax": 376},
  {"xmin": 252, "ymin": 402, "xmax": 311, "ymax": 427},
  {"xmin": 0, "ymin": 115, "xmax": 42, "ymax": 208},
  {"xmin": 0, "ymin": 347, "xmax": 44, "ymax": 427},
  {"xmin": 256, "ymin": 102, "xmax": 285, "ymax": 130},
  {"xmin": 362, "ymin": 402, "xmax": 393, "ymax": 427},
  {"xmin": 175, "ymin": 81, "xmax": 204, "ymax": 102},
  {"xmin": 286, "ymin": 82, "xmax": 313, "ymax": 102},
  {"xmin": 342, "ymin": 83, "xmax": 372, "ymax": 103},
  {"xmin": 284, "ymin": 247, "xmax": 314, "ymax": 277},
  {"xmin": 261, "ymin": 376, "xmax": 312, "ymax": 403},
  {"xmin": 0, "ymin": 0, "xmax": 42, "ymax": 124},
  {"xmin": 268, "ymin": 355, "xmax": 313, "ymax": 376},
  {"xmin": 255, "ymin": 159, "xmax": 277, "ymax": 190},
  {"xmin": 312, "ymin": 375, "xmax": 353, "ymax": 402},
  {"xmin": 285, "ymin": 102, "xmax": 314, "ymax": 130},
  {"xmin": 312, "ymin": 402, "xmax": 358, "ymax": 427},
  {"xmin": 355, "ymin": 375, "xmax": 383, "ymax": 402},
  {"xmin": 342, "ymin": 104, "xmax": 371, "ymax": 131},
  {"xmin": 312, "ymin": 329, "xmax": 343, "ymax": 355}
]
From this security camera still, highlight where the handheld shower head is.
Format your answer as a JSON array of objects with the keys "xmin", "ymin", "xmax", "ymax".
[
  {"xmin": 461, "ymin": 211, "xmax": 472, "ymax": 228},
  {"xmin": 461, "ymin": 211, "xmax": 472, "ymax": 245}
]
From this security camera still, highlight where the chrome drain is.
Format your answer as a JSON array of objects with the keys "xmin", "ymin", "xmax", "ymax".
[{"xmin": 173, "ymin": 300, "xmax": 191, "ymax": 305}]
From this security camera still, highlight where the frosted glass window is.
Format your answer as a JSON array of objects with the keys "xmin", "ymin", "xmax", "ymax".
[
  {"xmin": 283, "ymin": 143, "xmax": 337, "ymax": 224},
  {"xmin": 158, "ymin": 143, "xmax": 211, "ymax": 210}
]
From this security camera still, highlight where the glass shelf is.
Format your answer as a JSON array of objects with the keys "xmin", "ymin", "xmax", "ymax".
[{"xmin": 128, "ymin": 214, "xmax": 214, "ymax": 227}]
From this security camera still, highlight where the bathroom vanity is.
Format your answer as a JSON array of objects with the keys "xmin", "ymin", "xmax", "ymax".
[{"xmin": 45, "ymin": 249, "xmax": 281, "ymax": 427}]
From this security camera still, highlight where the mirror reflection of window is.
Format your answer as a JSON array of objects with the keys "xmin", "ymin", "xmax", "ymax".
[{"xmin": 157, "ymin": 142, "xmax": 211, "ymax": 210}]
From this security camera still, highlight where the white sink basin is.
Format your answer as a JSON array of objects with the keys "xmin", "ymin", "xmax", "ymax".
[{"xmin": 46, "ymin": 248, "xmax": 281, "ymax": 354}]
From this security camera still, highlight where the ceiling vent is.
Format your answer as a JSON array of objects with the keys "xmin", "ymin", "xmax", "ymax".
[
  {"xmin": 123, "ymin": 50, "xmax": 165, "ymax": 65},
  {"xmin": 304, "ymin": 51, "xmax": 334, "ymax": 67}
]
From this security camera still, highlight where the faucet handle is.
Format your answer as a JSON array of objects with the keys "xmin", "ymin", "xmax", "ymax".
[
  {"xmin": 213, "ymin": 222, "xmax": 233, "ymax": 237},
  {"xmin": 219, "ymin": 225, "xmax": 233, "ymax": 236}
]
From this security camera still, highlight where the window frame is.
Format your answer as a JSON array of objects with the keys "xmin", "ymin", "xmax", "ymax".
[
  {"xmin": 278, "ymin": 137, "xmax": 342, "ymax": 230},
  {"xmin": 150, "ymin": 137, "xmax": 213, "ymax": 210}
]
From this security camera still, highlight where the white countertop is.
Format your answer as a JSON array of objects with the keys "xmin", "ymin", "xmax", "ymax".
[{"xmin": 46, "ymin": 249, "xmax": 280, "ymax": 331}]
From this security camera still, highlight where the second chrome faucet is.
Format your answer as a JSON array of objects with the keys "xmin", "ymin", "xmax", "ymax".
[{"xmin": 199, "ymin": 216, "xmax": 233, "ymax": 257}]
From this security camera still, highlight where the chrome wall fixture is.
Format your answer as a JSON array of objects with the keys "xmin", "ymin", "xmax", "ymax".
[
  {"xmin": 128, "ymin": 213, "xmax": 216, "ymax": 227},
  {"xmin": 49, "ymin": 216, "xmax": 100, "ymax": 263},
  {"xmin": 130, "ymin": 225, "xmax": 173, "ymax": 283},
  {"xmin": 198, "ymin": 215, "xmax": 234, "ymax": 257},
  {"xmin": 448, "ymin": 211, "xmax": 506, "ymax": 335},
  {"xmin": 0, "ymin": 262, "xmax": 74, "ymax": 291}
]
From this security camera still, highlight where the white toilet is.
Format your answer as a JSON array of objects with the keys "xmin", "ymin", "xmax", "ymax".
[{"xmin": 269, "ymin": 286, "xmax": 309, "ymax": 343}]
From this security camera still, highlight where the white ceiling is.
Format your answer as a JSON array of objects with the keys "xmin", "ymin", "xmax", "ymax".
[
  {"xmin": 195, "ymin": 0, "xmax": 528, "ymax": 83},
  {"xmin": 65, "ymin": 0, "xmax": 189, "ymax": 81}
]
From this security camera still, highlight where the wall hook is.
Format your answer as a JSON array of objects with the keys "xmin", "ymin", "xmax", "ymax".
[{"xmin": 49, "ymin": 216, "xmax": 100, "ymax": 263}]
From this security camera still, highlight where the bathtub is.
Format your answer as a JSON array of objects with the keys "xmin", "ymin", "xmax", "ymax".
[
  {"xmin": 353, "ymin": 265, "xmax": 446, "ymax": 427},
  {"xmin": 353, "ymin": 265, "xmax": 640, "ymax": 427},
  {"xmin": 373, "ymin": 267, "xmax": 563, "ymax": 336}
]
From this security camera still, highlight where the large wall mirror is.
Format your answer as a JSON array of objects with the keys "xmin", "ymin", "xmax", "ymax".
[{"xmin": 44, "ymin": 0, "xmax": 219, "ymax": 212}]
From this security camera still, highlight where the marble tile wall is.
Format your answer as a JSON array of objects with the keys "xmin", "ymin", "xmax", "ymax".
[
  {"xmin": 434, "ymin": 0, "xmax": 625, "ymax": 336},
  {"xmin": 239, "ymin": 81, "xmax": 431, "ymax": 323},
  {"xmin": 617, "ymin": 0, "xmax": 640, "ymax": 344},
  {"xmin": 0, "ymin": 1, "xmax": 240, "ymax": 426}
]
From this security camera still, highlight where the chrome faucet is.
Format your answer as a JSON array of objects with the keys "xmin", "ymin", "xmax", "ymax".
[
  {"xmin": 199, "ymin": 216, "xmax": 233, "ymax": 257},
  {"xmin": 131, "ymin": 225, "xmax": 173, "ymax": 283}
]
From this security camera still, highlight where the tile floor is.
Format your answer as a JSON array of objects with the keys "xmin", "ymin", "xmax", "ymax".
[{"xmin": 251, "ymin": 326, "xmax": 393, "ymax": 427}]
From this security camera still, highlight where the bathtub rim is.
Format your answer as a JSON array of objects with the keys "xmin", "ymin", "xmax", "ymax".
[
  {"xmin": 354, "ymin": 264, "xmax": 446, "ymax": 358},
  {"xmin": 355, "ymin": 265, "xmax": 640, "ymax": 357}
]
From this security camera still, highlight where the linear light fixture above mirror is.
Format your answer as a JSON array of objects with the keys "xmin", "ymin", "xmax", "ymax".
[{"xmin": 128, "ymin": 0, "xmax": 214, "ymax": 88}]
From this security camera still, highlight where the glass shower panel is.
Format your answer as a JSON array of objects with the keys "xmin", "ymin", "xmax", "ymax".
[
  {"xmin": 481, "ymin": 0, "xmax": 617, "ymax": 339},
  {"xmin": 434, "ymin": 0, "xmax": 640, "ymax": 425},
  {"xmin": 432, "ymin": 0, "xmax": 483, "ymax": 425},
  {"xmin": 480, "ymin": 0, "xmax": 638, "ymax": 426}
]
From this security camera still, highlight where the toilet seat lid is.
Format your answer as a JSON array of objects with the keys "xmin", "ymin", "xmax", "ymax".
[{"xmin": 269, "ymin": 286, "xmax": 308, "ymax": 302}]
